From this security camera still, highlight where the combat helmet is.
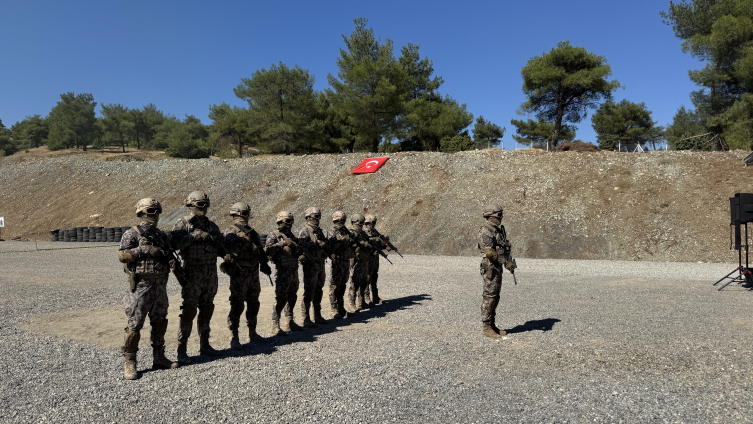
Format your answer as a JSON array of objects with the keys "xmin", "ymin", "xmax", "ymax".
[
  {"xmin": 229, "ymin": 202, "xmax": 251, "ymax": 217},
  {"xmin": 482, "ymin": 204, "xmax": 503, "ymax": 218},
  {"xmin": 185, "ymin": 191, "xmax": 210, "ymax": 208},
  {"xmin": 135, "ymin": 198, "xmax": 162, "ymax": 217},
  {"xmin": 276, "ymin": 211, "xmax": 294, "ymax": 225},
  {"xmin": 364, "ymin": 214, "xmax": 377, "ymax": 225},
  {"xmin": 351, "ymin": 213, "xmax": 365, "ymax": 225},
  {"xmin": 332, "ymin": 211, "xmax": 347, "ymax": 223},
  {"xmin": 304, "ymin": 207, "xmax": 322, "ymax": 220}
]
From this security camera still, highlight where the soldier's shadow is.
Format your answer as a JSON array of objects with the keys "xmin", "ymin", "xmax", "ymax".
[
  {"xmin": 504, "ymin": 318, "xmax": 561, "ymax": 334},
  {"xmin": 190, "ymin": 293, "xmax": 432, "ymax": 362}
]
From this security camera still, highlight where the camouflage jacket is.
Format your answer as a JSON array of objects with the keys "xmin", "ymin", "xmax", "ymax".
[
  {"xmin": 120, "ymin": 223, "xmax": 188, "ymax": 277},
  {"xmin": 478, "ymin": 222, "xmax": 510, "ymax": 260},
  {"xmin": 327, "ymin": 225, "xmax": 355, "ymax": 261},
  {"xmin": 264, "ymin": 227, "xmax": 299, "ymax": 270},
  {"xmin": 173, "ymin": 214, "xmax": 222, "ymax": 264},
  {"xmin": 223, "ymin": 223, "xmax": 267, "ymax": 267},
  {"xmin": 298, "ymin": 224, "xmax": 328, "ymax": 262}
]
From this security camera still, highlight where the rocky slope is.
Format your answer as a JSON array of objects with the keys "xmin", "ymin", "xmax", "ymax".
[{"xmin": 1, "ymin": 148, "xmax": 750, "ymax": 262}]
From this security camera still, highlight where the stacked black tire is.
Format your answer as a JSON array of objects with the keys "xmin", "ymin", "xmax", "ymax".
[{"xmin": 50, "ymin": 226, "xmax": 130, "ymax": 243}]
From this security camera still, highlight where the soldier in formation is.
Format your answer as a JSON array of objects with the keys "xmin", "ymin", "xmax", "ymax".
[
  {"xmin": 347, "ymin": 213, "xmax": 374, "ymax": 311},
  {"xmin": 220, "ymin": 202, "xmax": 272, "ymax": 349},
  {"xmin": 172, "ymin": 191, "xmax": 224, "ymax": 363},
  {"xmin": 264, "ymin": 211, "xmax": 303, "ymax": 335},
  {"xmin": 297, "ymin": 207, "xmax": 329, "ymax": 327},
  {"xmin": 363, "ymin": 214, "xmax": 390, "ymax": 307},
  {"xmin": 477, "ymin": 204, "xmax": 515, "ymax": 339},
  {"xmin": 117, "ymin": 198, "xmax": 196, "ymax": 380},
  {"xmin": 326, "ymin": 211, "xmax": 353, "ymax": 319}
]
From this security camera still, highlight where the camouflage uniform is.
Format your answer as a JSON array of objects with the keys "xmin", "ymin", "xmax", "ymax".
[
  {"xmin": 327, "ymin": 222, "xmax": 354, "ymax": 318},
  {"xmin": 222, "ymin": 222, "xmax": 270, "ymax": 345},
  {"xmin": 118, "ymin": 197, "xmax": 190, "ymax": 379},
  {"xmin": 172, "ymin": 213, "xmax": 223, "ymax": 357},
  {"xmin": 348, "ymin": 215, "xmax": 373, "ymax": 311},
  {"xmin": 478, "ymin": 205, "xmax": 512, "ymax": 339},
  {"xmin": 298, "ymin": 223, "xmax": 328, "ymax": 326},
  {"xmin": 265, "ymin": 226, "xmax": 301, "ymax": 332},
  {"xmin": 363, "ymin": 225, "xmax": 387, "ymax": 306}
]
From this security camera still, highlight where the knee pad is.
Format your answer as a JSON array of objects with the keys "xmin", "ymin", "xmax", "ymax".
[
  {"xmin": 122, "ymin": 327, "xmax": 141, "ymax": 353},
  {"xmin": 180, "ymin": 304, "xmax": 198, "ymax": 322}
]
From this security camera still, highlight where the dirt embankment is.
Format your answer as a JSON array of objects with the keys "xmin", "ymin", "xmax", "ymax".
[{"xmin": 1, "ymin": 148, "xmax": 751, "ymax": 262}]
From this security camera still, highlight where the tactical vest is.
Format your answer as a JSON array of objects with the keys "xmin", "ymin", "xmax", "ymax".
[
  {"xmin": 179, "ymin": 215, "xmax": 217, "ymax": 264},
  {"xmin": 130, "ymin": 226, "xmax": 170, "ymax": 278},
  {"xmin": 353, "ymin": 229, "xmax": 372, "ymax": 261},
  {"xmin": 303, "ymin": 224, "xmax": 327, "ymax": 262},
  {"xmin": 478, "ymin": 223, "xmax": 508, "ymax": 256},
  {"xmin": 332, "ymin": 226, "xmax": 354, "ymax": 260},
  {"xmin": 231, "ymin": 224, "xmax": 260, "ymax": 265},
  {"xmin": 272, "ymin": 229, "xmax": 299, "ymax": 268}
]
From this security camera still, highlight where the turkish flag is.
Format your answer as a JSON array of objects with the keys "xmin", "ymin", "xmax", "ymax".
[{"xmin": 351, "ymin": 157, "xmax": 390, "ymax": 174}]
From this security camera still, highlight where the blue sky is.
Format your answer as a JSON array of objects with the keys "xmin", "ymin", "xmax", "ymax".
[{"xmin": 0, "ymin": 0, "xmax": 701, "ymax": 149}]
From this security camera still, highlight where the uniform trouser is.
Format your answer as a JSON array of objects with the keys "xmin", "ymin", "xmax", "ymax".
[
  {"xmin": 329, "ymin": 259, "xmax": 350, "ymax": 311},
  {"xmin": 177, "ymin": 263, "xmax": 219, "ymax": 341},
  {"xmin": 227, "ymin": 264, "xmax": 261, "ymax": 333},
  {"xmin": 480, "ymin": 258, "xmax": 503, "ymax": 323},
  {"xmin": 349, "ymin": 258, "xmax": 370, "ymax": 303},
  {"xmin": 363, "ymin": 255, "xmax": 380, "ymax": 302},
  {"xmin": 125, "ymin": 274, "xmax": 170, "ymax": 346},
  {"xmin": 273, "ymin": 265, "xmax": 300, "ymax": 321},
  {"xmin": 301, "ymin": 259, "xmax": 326, "ymax": 317}
]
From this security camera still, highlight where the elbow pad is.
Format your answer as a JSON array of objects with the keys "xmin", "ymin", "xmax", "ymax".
[
  {"xmin": 118, "ymin": 250, "xmax": 135, "ymax": 263},
  {"xmin": 483, "ymin": 247, "xmax": 498, "ymax": 262}
]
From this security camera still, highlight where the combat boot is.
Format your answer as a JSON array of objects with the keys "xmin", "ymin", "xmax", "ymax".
[
  {"xmin": 330, "ymin": 308, "xmax": 343, "ymax": 319},
  {"xmin": 152, "ymin": 345, "xmax": 177, "ymax": 369},
  {"xmin": 230, "ymin": 329, "xmax": 242, "ymax": 350},
  {"xmin": 122, "ymin": 328, "xmax": 140, "ymax": 380},
  {"xmin": 176, "ymin": 339, "xmax": 192, "ymax": 365},
  {"xmin": 302, "ymin": 314, "xmax": 317, "ymax": 328},
  {"xmin": 286, "ymin": 316, "xmax": 304, "ymax": 332},
  {"xmin": 313, "ymin": 309, "xmax": 328, "ymax": 325},
  {"xmin": 271, "ymin": 319, "xmax": 286, "ymax": 336},
  {"xmin": 123, "ymin": 352, "xmax": 138, "ymax": 380},
  {"xmin": 372, "ymin": 288, "xmax": 382, "ymax": 305},
  {"xmin": 248, "ymin": 325, "xmax": 266, "ymax": 343},
  {"xmin": 482, "ymin": 322, "xmax": 501, "ymax": 339},
  {"xmin": 199, "ymin": 332, "xmax": 221, "ymax": 357}
]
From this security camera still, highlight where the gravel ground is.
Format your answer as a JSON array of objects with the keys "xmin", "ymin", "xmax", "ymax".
[{"xmin": 1, "ymin": 243, "xmax": 753, "ymax": 423}]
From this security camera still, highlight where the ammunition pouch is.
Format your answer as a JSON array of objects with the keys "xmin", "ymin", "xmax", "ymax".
[
  {"xmin": 127, "ymin": 270, "xmax": 137, "ymax": 293},
  {"xmin": 480, "ymin": 258, "xmax": 498, "ymax": 280}
]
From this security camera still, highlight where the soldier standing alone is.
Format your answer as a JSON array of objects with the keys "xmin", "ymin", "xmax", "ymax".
[
  {"xmin": 478, "ymin": 204, "xmax": 515, "ymax": 339},
  {"xmin": 118, "ymin": 198, "xmax": 192, "ymax": 379},
  {"xmin": 173, "ymin": 191, "xmax": 223, "ymax": 363},
  {"xmin": 221, "ymin": 202, "xmax": 272, "ymax": 349}
]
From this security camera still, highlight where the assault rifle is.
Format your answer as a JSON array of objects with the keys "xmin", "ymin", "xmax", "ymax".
[
  {"xmin": 138, "ymin": 225, "xmax": 191, "ymax": 289},
  {"xmin": 234, "ymin": 224, "xmax": 274, "ymax": 286},
  {"xmin": 380, "ymin": 235, "xmax": 403, "ymax": 259},
  {"xmin": 355, "ymin": 229, "xmax": 393, "ymax": 265}
]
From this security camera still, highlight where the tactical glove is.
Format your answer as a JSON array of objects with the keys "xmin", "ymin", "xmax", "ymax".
[
  {"xmin": 199, "ymin": 231, "xmax": 214, "ymax": 242},
  {"xmin": 505, "ymin": 260, "xmax": 516, "ymax": 273},
  {"xmin": 223, "ymin": 253, "xmax": 234, "ymax": 264},
  {"xmin": 284, "ymin": 238, "xmax": 297, "ymax": 247},
  {"xmin": 118, "ymin": 250, "xmax": 135, "ymax": 263},
  {"xmin": 318, "ymin": 240, "xmax": 327, "ymax": 248},
  {"xmin": 298, "ymin": 255, "xmax": 307, "ymax": 263},
  {"xmin": 260, "ymin": 262, "xmax": 272, "ymax": 275},
  {"xmin": 330, "ymin": 254, "xmax": 337, "ymax": 260},
  {"xmin": 150, "ymin": 246, "xmax": 165, "ymax": 258}
]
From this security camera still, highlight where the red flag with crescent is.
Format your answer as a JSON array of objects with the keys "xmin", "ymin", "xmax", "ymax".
[{"xmin": 351, "ymin": 157, "xmax": 390, "ymax": 174}]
